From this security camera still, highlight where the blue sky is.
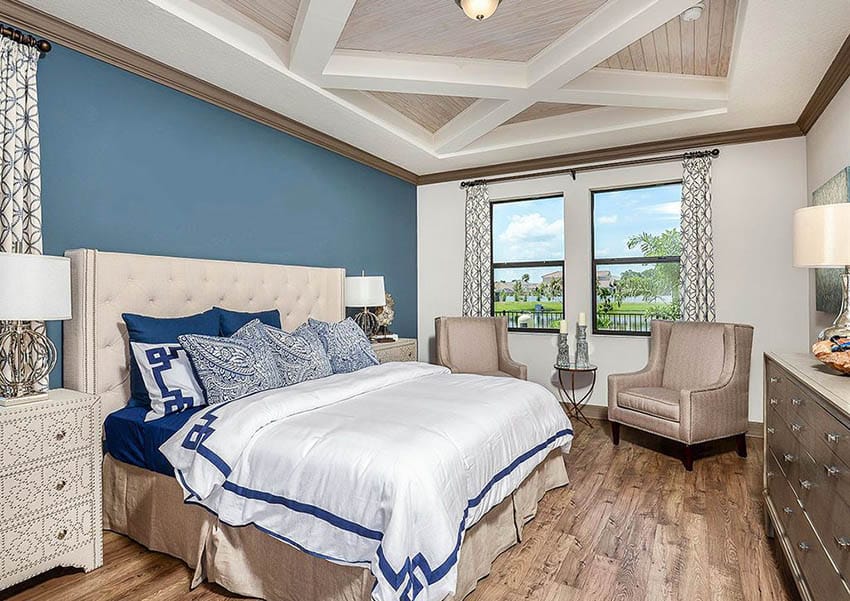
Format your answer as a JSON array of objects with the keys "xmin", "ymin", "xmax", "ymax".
[{"xmin": 593, "ymin": 182, "xmax": 682, "ymax": 258}]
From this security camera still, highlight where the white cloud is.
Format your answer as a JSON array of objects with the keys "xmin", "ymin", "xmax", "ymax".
[
  {"xmin": 497, "ymin": 212, "xmax": 564, "ymax": 261},
  {"xmin": 641, "ymin": 201, "xmax": 681, "ymax": 217},
  {"xmin": 598, "ymin": 214, "xmax": 618, "ymax": 224}
]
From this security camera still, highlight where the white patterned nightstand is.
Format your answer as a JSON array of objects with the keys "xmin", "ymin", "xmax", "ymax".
[
  {"xmin": 0, "ymin": 389, "xmax": 102, "ymax": 590},
  {"xmin": 372, "ymin": 338, "xmax": 418, "ymax": 363}
]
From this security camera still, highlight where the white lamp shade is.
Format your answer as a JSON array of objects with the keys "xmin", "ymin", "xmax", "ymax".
[
  {"xmin": 793, "ymin": 204, "xmax": 850, "ymax": 267},
  {"xmin": 345, "ymin": 275, "xmax": 385, "ymax": 307},
  {"xmin": 0, "ymin": 253, "xmax": 72, "ymax": 320}
]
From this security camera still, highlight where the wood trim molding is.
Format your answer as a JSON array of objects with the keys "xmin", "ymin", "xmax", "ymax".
[
  {"xmin": 579, "ymin": 404, "xmax": 764, "ymax": 439},
  {"xmin": 0, "ymin": 1, "xmax": 419, "ymax": 185},
  {"xmin": 418, "ymin": 123, "xmax": 804, "ymax": 185},
  {"xmin": 797, "ymin": 33, "xmax": 850, "ymax": 134}
]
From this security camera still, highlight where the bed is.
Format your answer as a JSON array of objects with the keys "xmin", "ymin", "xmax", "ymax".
[{"xmin": 63, "ymin": 249, "xmax": 572, "ymax": 601}]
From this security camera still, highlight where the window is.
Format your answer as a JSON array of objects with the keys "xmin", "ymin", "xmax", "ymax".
[
  {"xmin": 591, "ymin": 182, "xmax": 682, "ymax": 336},
  {"xmin": 491, "ymin": 195, "xmax": 565, "ymax": 332}
]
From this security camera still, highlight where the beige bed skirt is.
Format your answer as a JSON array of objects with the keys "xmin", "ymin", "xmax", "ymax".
[{"xmin": 102, "ymin": 450, "xmax": 569, "ymax": 601}]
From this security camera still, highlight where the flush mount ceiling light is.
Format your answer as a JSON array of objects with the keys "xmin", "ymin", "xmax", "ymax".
[
  {"xmin": 455, "ymin": 0, "xmax": 502, "ymax": 21},
  {"xmin": 681, "ymin": 2, "xmax": 705, "ymax": 21}
]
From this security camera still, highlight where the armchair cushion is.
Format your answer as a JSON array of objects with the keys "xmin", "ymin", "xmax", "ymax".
[
  {"xmin": 444, "ymin": 319, "xmax": 500, "ymax": 373},
  {"xmin": 662, "ymin": 323, "xmax": 726, "ymax": 391},
  {"xmin": 617, "ymin": 387, "xmax": 680, "ymax": 422}
]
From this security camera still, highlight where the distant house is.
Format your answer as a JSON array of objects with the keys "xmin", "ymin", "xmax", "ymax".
[
  {"xmin": 541, "ymin": 270, "xmax": 561, "ymax": 285},
  {"xmin": 494, "ymin": 281, "xmax": 514, "ymax": 293},
  {"xmin": 597, "ymin": 269, "xmax": 613, "ymax": 288}
]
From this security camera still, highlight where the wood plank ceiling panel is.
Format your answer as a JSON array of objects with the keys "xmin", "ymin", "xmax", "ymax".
[
  {"xmin": 338, "ymin": 0, "xmax": 607, "ymax": 62},
  {"xmin": 503, "ymin": 102, "xmax": 595, "ymax": 126},
  {"xmin": 597, "ymin": 0, "xmax": 738, "ymax": 76},
  {"xmin": 220, "ymin": 0, "xmax": 300, "ymax": 41},
  {"xmin": 369, "ymin": 92, "xmax": 476, "ymax": 132}
]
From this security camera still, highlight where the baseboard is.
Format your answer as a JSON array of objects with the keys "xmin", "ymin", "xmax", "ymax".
[{"xmin": 576, "ymin": 404, "xmax": 764, "ymax": 439}]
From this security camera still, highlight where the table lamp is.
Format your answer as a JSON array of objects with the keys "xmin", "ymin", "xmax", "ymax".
[
  {"xmin": 345, "ymin": 273, "xmax": 385, "ymax": 339},
  {"xmin": 0, "ymin": 253, "xmax": 71, "ymax": 404},
  {"xmin": 794, "ymin": 204, "xmax": 850, "ymax": 340}
]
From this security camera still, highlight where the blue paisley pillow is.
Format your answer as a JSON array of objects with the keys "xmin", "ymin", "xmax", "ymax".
[
  {"xmin": 231, "ymin": 320, "xmax": 332, "ymax": 386},
  {"xmin": 178, "ymin": 331, "xmax": 282, "ymax": 405},
  {"xmin": 307, "ymin": 317, "xmax": 379, "ymax": 374}
]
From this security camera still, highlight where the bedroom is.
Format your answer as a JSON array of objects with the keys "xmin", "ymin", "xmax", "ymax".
[{"xmin": 0, "ymin": 0, "xmax": 847, "ymax": 600}]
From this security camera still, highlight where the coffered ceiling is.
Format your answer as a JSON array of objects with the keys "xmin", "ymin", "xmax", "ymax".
[{"xmin": 13, "ymin": 0, "xmax": 850, "ymax": 177}]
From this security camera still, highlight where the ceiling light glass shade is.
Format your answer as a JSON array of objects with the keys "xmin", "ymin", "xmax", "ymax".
[
  {"xmin": 681, "ymin": 3, "xmax": 704, "ymax": 22},
  {"xmin": 455, "ymin": 0, "xmax": 501, "ymax": 21}
]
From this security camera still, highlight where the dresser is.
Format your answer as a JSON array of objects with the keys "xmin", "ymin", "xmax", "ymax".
[
  {"xmin": 372, "ymin": 338, "xmax": 417, "ymax": 363},
  {"xmin": 0, "ymin": 389, "xmax": 102, "ymax": 590},
  {"xmin": 764, "ymin": 353, "xmax": 850, "ymax": 600}
]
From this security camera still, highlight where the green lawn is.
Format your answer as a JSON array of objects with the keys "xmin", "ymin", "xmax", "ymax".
[{"xmin": 494, "ymin": 301, "xmax": 563, "ymax": 312}]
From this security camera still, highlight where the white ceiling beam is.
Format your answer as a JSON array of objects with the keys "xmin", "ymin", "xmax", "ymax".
[
  {"xmin": 543, "ymin": 69, "xmax": 729, "ymax": 110},
  {"xmin": 330, "ymin": 89, "xmax": 435, "ymax": 147},
  {"xmin": 434, "ymin": 0, "xmax": 694, "ymax": 154},
  {"xmin": 320, "ymin": 51, "xmax": 526, "ymax": 98},
  {"xmin": 288, "ymin": 0, "xmax": 357, "ymax": 77}
]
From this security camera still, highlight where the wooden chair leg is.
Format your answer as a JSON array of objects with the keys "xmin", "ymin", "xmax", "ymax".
[
  {"xmin": 611, "ymin": 422, "xmax": 620, "ymax": 445},
  {"xmin": 736, "ymin": 433, "xmax": 748, "ymax": 458},
  {"xmin": 683, "ymin": 445, "xmax": 694, "ymax": 471}
]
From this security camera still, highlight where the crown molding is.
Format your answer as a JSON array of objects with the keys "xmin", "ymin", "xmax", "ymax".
[
  {"xmin": 797, "ymin": 33, "xmax": 850, "ymax": 134},
  {"xmin": 417, "ymin": 123, "xmax": 804, "ymax": 185},
  {"xmin": 0, "ymin": 0, "xmax": 419, "ymax": 184}
]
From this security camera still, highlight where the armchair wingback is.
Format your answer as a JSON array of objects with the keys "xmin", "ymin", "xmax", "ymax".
[
  {"xmin": 607, "ymin": 320, "xmax": 754, "ymax": 470},
  {"xmin": 435, "ymin": 316, "xmax": 527, "ymax": 380}
]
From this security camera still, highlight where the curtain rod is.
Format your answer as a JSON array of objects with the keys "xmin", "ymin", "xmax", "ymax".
[
  {"xmin": 459, "ymin": 148, "xmax": 720, "ymax": 188},
  {"xmin": 0, "ymin": 24, "xmax": 52, "ymax": 56}
]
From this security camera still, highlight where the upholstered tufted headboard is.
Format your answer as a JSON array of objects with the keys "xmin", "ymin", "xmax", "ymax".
[{"xmin": 63, "ymin": 249, "xmax": 345, "ymax": 419}]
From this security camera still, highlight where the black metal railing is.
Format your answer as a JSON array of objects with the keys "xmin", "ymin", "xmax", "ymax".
[
  {"xmin": 596, "ymin": 311, "xmax": 651, "ymax": 332},
  {"xmin": 495, "ymin": 310, "xmax": 562, "ymax": 330}
]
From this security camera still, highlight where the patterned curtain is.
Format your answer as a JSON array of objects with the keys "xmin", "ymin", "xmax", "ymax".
[
  {"xmin": 462, "ymin": 182, "xmax": 492, "ymax": 316},
  {"xmin": 1, "ymin": 37, "xmax": 42, "ymax": 254},
  {"xmin": 680, "ymin": 154, "xmax": 716, "ymax": 322}
]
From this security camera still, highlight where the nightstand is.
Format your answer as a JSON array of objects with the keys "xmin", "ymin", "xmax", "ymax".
[
  {"xmin": 372, "ymin": 338, "xmax": 418, "ymax": 363},
  {"xmin": 0, "ymin": 389, "xmax": 102, "ymax": 590}
]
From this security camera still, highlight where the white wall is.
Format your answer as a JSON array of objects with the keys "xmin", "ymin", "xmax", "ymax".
[
  {"xmin": 417, "ymin": 137, "xmax": 809, "ymax": 423},
  {"xmin": 805, "ymin": 78, "xmax": 850, "ymax": 340}
]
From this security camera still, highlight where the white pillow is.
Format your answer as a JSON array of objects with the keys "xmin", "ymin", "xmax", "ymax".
[{"xmin": 130, "ymin": 342, "xmax": 206, "ymax": 421}]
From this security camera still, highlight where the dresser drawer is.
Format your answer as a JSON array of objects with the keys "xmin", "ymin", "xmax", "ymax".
[
  {"xmin": 767, "ymin": 451, "xmax": 801, "ymax": 532},
  {"xmin": 0, "ymin": 403, "xmax": 94, "ymax": 468},
  {"xmin": 804, "ymin": 400, "xmax": 850, "ymax": 469},
  {"xmin": 769, "ymin": 409, "xmax": 803, "ymax": 487},
  {"xmin": 0, "ymin": 453, "xmax": 94, "ymax": 524},
  {"xmin": 789, "ymin": 510, "xmax": 850, "ymax": 600},
  {"xmin": 0, "ymin": 498, "xmax": 95, "ymax": 579}
]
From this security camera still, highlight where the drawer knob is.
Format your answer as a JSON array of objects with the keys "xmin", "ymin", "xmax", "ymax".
[
  {"xmin": 798, "ymin": 541, "xmax": 810, "ymax": 552},
  {"xmin": 54, "ymin": 430, "xmax": 66, "ymax": 442},
  {"xmin": 767, "ymin": 427, "xmax": 776, "ymax": 435},
  {"xmin": 791, "ymin": 423, "xmax": 802, "ymax": 433},
  {"xmin": 791, "ymin": 398, "xmax": 803, "ymax": 407},
  {"xmin": 770, "ymin": 377, "xmax": 780, "ymax": 384},
  {"xmin": 769, "ymin": 398, "xmax": 778, "ymax": 406},
  {"xmin": 835, "ymin": 536, "xmax": 850, "ymax": 550},
  {"xmin": 783, "ymin": 506, "xmax": 794, "ymax": 515},
  {"xmin": 783, "ymin": 453, "xmax": 796, "ymax": 463},
  {"xmin": 799, "ymin": 479, "xmax": 814, "ymax": 490},
  {"xmin": 826, "ymin": 465, "xmax": 841, "ymax": 478},
  {"xmin": 56, "ymin": 528, "xmax": 67, "ymax": 540},
  {"xmin": 55, "ymin": 479, "xmax": 66, "ymax": 491},
  {"xmin": 826, "ymin": 432, "xmax": 842, "ymax": 444}
]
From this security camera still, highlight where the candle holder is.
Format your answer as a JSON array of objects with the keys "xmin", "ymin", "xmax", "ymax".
[
  {"xmin": 575, "ymin": 324, "xmax": 589, "ymax": 368},
  {"xmin": 556, "ymin": 333, "xmax": 571, "ymax": 368}
]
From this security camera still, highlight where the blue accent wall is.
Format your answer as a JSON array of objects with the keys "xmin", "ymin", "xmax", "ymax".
[{"xmin": 35, "ymin": 44, "xmax": 417, "ymax": 386}]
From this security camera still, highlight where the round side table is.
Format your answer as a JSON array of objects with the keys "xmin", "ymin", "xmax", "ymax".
[{"xmin": 554, "ymin": 364, "xmax": 598, "ymax": 427}]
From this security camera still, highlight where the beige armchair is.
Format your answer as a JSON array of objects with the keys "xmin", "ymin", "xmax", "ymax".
[
  {"xmin": 607, "ymin": 320, "xmax": 753, "ymax": 470},
  {"xmin": 435, "ymin": 317, "xmax": 527, "ymax": 379}
]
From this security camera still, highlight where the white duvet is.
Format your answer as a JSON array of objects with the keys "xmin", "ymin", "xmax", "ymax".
[{"xmin": 160, "ymin": 362, "xmax": 573, "ymax": 601}]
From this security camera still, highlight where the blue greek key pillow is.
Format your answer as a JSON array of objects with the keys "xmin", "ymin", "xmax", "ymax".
[
  {"xmin": 232, "ymin": 320, "xmax": 332, "ymax": 386},
  {"xmin": 178, "ymin": 332, "xmax": 283, "ymax": 405},
  {"xmin": 130, "ymin": 343, "xmax": 206, "ymax": 421},
  {"xmin": 307, "ymin": 317, "xmax": 379, "ymax": 374}
]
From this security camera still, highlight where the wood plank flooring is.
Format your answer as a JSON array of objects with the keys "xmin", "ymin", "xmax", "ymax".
[{"xmin": 3, "ymin": 421, "xmax": 797, "ymax": 601}]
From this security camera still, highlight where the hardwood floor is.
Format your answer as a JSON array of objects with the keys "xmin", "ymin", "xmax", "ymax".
[{"xmin": 4, "ymin": 421, "xmax": 796, "ymax": 601}]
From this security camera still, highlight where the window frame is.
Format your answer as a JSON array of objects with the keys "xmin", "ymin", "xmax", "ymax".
[
  {"xmin": 590, "ymin": 180, "xmax": 682, "ymax": 337},
  {"xmin": 489, "ymin": 194, "xmax": 565, "ymax": 334}
]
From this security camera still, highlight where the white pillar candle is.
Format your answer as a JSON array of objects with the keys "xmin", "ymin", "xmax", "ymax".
[
  {"xmin": 560, "ymin": 320, "xmax": 568, "ymax": 334},
  {"xmin": 578, "ymin": 312, "xmax": 586, "ymax": 327}
]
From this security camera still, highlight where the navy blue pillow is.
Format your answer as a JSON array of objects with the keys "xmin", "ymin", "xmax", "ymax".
[
  {"xmin": 123, "ymin": 309, "xmax": 220, "ymax": 407},
  {"xmin": 216, "ymin": 307, "xmax": 282, "ymax": 336}
]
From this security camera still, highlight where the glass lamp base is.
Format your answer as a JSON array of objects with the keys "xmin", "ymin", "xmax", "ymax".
[{"xmin": 353, "ymin": 310, "xmax": 379, "ymax": 339}]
